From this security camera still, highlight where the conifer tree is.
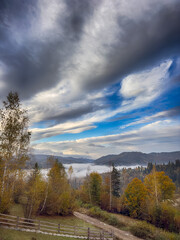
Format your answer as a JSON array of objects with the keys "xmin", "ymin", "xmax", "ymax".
[{"xmin": 111, "ymin": 165, "xmax": 121, "ymax": 197}]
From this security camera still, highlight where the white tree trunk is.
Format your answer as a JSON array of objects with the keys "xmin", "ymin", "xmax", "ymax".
[
  {"xmin": 40, "ymin": 182, "xmax": 49, "ymax": 213},
  {"xmin": 1, "ymin": 163, "xmax": 7, "ymax": 196}
]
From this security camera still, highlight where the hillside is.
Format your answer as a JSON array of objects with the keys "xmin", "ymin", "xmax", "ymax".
[{"xmin": 94, "ymin": 151, "xmax": 180, "ymax": 166}]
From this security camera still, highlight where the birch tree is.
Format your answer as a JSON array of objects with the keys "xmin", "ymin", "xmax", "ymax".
[{"xmin": 0, "ymin": 92, "xmax": 31, "ymax": 212}]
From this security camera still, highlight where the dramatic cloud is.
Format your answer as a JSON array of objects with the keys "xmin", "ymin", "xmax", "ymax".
[
  {"xmin": 29, "ymin": 59, "xmax": 173, "ymax": 141},
  {"xmin": 0, "ymin": 0, "xmax": 180, "ymax": 100}
]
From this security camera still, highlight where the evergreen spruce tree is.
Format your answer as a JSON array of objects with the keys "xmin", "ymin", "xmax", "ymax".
[{"xmin": 111, "ymin": 165, "xmax": 121, "ymax": 197}]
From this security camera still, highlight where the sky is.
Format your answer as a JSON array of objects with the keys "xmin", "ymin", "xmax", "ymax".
[{"xmin": 0, "ymin": 0, "xmax": 180, "ymax": 159}]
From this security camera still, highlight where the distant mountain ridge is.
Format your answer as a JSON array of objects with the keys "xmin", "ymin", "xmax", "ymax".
[
  {"xmin": 27, "ymin": 151, "xmax": 180, "ymax": 168},
  {"xmin": 94, "ymin": 151, "xmax": 180, "ymax": 166},
  {"xmin": 26, "ymin": 154, "xmax": 93, "ymax": 168}
]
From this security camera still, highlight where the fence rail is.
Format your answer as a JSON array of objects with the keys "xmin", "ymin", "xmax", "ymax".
[{"xmin": 0, "ymin": 213, "xmax": 113, "ymax": 239}]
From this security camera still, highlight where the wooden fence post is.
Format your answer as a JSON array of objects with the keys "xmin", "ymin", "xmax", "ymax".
[
  {"xmin": 100, "ymin": 230, "xmax": 104, "ymax": 240},
  {"xmin": 38, "ymin": 220, "xmax": 41, "ymax": 231},
  {"xmin": 58, "ymin": 223, "xmax": 60, "ymax": 233},
  {"xmin": 87, "ymin": 227, "xmax": 90, "ymax": 240},
  {"xmin": 102, "ymin": 230, "xmax": 104, "ymax": 240},
  {"xmin": 74, "ymin": 226, "xmax": 76, "ymax": 235},
  {"xmin": 111, "ymin": 229, "xmax": 114, "ymax": 240},
  {"xmin": 16, "ymin": 216, "xmax": 19, "ymax": 229}
]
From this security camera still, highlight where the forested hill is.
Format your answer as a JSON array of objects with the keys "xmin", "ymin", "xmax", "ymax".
[
  {"xmin": 26, "ymin": 154, "xmax": 93, "ymax": 168},
  {"xmin": 94, "ymin": 151, "xmax": 180, "ymax": 166},
  {"xmin": 26, "ymin": 151, "xmax": 180, "ymax": 168}
]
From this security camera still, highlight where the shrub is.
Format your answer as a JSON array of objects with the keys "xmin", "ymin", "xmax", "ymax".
[
  {"xmin": 130, "ymin": 223, "xmax": 154, "ymax": 239},
  {"xmin": 174, "ymin": 215, "xmax": 180, "ymax": 233},
  {"xmin": 88, "ymin": 207, "xmax": 125, "ymax": 228},
  {"xmin": 88, "ymin": 206, "xmax": 102, "ymax": 217},
  {"xmin": 82, "ymin": 203, "xmax": 94, "ymax": 209},
  {"xmin": 150, "ymin": 202, "xmax": 180, "ymax": 233},
  {"xmin": 107, "ymin": 215, "xmax": 118, "ymax": 226},
  {"xmin": 130, "ymin": 222, "xmax": 180, "ymax": 240}
]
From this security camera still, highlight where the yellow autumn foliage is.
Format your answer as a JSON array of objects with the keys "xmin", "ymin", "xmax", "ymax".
[{"xmin": 123, "ymin": 178, "xmax": 148, "ymax": 218}]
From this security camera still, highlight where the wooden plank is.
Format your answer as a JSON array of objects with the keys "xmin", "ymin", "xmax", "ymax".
[
  {"xmin": 55, "ymin": 228, "xmax": 74, "ymax": 233},
  {"xmin": 0, "ymin": 213, "xmax": 17, "ymax": 218},
  {"xmin": 0, "ymin": 217, "xmax": 16, "ymax": 222},
  {"xmin": 60, "ymin": 226, "xmax": 75, "ymax": 230},
  {"xmin": 33, "ymin": 219, "xmax": 58, "ymax": 226},
  {"xmin": 17, "ymin": 224, "xmax": 36, "ymax": 230},
  {"xmin": 0, "ymin": 221, "xmax": 16, "ymax": 226},
  {"xmin": 18, "ymin": 220, "xmax": 37, "ymax": 226},
  {"xmin": 38, "ymin": 223, "xmax": 58, "ymax": 229},
  {"xmin": 39, "ymin": 227, "xmax": 57, "ymax": 232}
]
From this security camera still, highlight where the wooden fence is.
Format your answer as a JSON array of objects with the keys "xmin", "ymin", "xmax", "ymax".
[{"xmin": 0, "ymin": 213, "xmax": 113, "ymax": 239}]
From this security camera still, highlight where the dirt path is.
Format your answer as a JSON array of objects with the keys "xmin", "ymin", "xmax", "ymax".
[{"xmin": 74, "ymin": 212, "xmax": 142, "ymax": 240}]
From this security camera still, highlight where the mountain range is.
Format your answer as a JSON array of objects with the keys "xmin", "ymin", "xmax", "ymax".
[
  {"xmin": 27, "ymin": 151, "xmax": 180, "ymax": 168},
  {"xmin": 94, "ymin": 151, "xmax": 180, "ymax": 166}
]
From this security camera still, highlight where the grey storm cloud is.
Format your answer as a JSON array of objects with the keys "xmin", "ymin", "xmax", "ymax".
[
  {"xmin": 0, "ymin": 0, "xmax": 97, "ymax": 99},
  {"xmin": 46, "ymin": 103, "xmax": 104, "ymax": 125},
  {"xmin": 0, "ymin": 0, "xmax": 180, "ymax": 100},
  {"xmin": 165, "ymin": 106, "xmax": 180, "ymax": 117}
]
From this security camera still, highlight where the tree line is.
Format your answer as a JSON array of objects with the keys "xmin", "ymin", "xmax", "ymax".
[{"xmin": 78, "ymin": 165, "xmax": 179, "ymax": 233}]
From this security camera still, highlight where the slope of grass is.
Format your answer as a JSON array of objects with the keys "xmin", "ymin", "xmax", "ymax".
[{"xmin": 82, "ymin": 206, "xmax": 180, "ymax": 240}]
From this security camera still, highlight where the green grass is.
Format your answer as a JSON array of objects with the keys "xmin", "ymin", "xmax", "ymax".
[
  {"xmin": 0, "ymin": 227, "xmax": 81, "ymax": 240},
  {"xmin": 9, "ymin": 204, "xmax": 98, "ymax": 230},
  {"xmin": 9, "ymin": 204, "xmax": 24, "ymax": 217},
  {"xmin": 36, "ymin": 215, "xmax": 98, "ymax": 230}
]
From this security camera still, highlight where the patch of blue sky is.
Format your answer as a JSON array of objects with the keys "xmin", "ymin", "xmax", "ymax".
[
  {"xmin": 104, "ymin": 82, "xmax": 122, "ymax": 109},
  {"xmin": 151, "ymin": 85, "xmax": 180, "ymax": 111},
  {"xmin": 168, "ymin": 56, "xmax": 180, "ymax": 76},
  {"xmin": 30, "ymin": 120, "xmax": 56, "ymax": 129}
]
